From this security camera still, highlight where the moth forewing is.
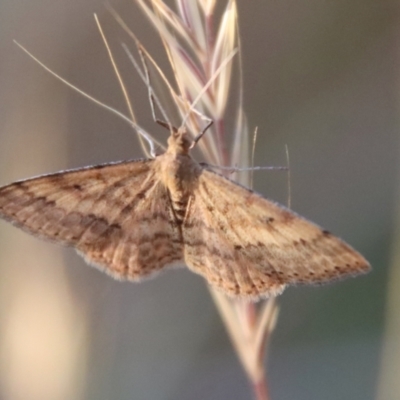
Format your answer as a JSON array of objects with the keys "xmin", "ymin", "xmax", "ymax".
[{"xmin": 181, "ymin": 168, "xmax": 370, "ymax": 298}]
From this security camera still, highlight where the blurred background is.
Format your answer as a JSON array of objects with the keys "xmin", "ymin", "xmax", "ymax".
[{"xmin": 0, "ymin": 0, "xmax": 398, "ymax": 399}]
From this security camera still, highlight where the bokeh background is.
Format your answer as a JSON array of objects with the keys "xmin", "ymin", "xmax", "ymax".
[{"xmin": 0, "ymin": 1, "xmax": 398, "ymax": 399}]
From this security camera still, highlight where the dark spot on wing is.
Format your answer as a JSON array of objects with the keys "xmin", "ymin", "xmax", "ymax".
[{"xmin": 136, "ymin": 190, "xmax": 147, "ymax": 200}]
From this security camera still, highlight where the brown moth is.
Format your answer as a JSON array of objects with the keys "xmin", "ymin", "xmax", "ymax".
[{"xmin": 0, "ymin": 127, "xmax": 370, "ymax": 299}]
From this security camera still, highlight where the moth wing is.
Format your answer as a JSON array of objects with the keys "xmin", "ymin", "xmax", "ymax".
[
  {"xmin": 183, "ymin": 169, "xmax": 370, "ymax": 299},
  {"xmin": 0, "ymin": 160, "xmax": 183, "ymax": 280}
]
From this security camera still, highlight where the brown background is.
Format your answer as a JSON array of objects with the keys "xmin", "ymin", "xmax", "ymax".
[{"xmin": 0, "ymin": 1, "xmax": 398, "ymax": 399}]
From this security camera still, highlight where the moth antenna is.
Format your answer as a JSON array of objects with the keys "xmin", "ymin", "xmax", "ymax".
[
  {"xmin": 121, "ymin": 44, "xmax": 172, "ymax": 147},
  {"xmin": 189, "ymin": 120, "xmax": 214, "ymax": 149},
  {"xmin": 121, "ymin": 44, "xmax": 146, "ymax": 82},
  {"xmin": 155, "ymin": 120, "xmax": 178, "ymax": 133},
  {"xmin": 136, "ymin": 44, "xmax": 174, "ymax": 133},
  {"xmin": 122, "ymin": 41, "xmax": 182, "ymax": 141},
  {"xmin": 285, "ymin": 144, "xmax": 292, "ymax": 209}
]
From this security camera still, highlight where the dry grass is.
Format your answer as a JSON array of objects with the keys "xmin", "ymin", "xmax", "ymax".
[{"xmin": 111, "ymin": 1, "xmax": 281, "ymax": 398}]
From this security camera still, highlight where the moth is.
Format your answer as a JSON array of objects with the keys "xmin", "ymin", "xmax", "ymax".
[{"xmin": 0, "ymin": 126, "xmax": 370, "ymax": 299}]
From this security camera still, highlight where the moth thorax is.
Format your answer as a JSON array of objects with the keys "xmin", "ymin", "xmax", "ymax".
[{"xmin": 167, "ymin": 127, "xmax": 192, "ymax": 155}]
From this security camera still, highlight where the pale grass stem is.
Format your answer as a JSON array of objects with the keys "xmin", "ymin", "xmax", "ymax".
[{"xmin": 132, "ymin": 1, "xmax": 279, "ymax": 399}]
